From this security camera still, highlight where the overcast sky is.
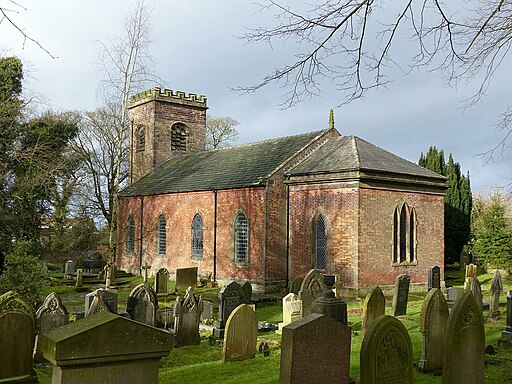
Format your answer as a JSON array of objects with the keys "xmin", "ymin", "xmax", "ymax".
[{"xmin": 1, "ymin": 0, "xmax": 510, "ymax": 195}]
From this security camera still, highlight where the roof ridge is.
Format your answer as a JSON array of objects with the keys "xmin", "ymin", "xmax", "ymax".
[{"xmin": 351, "ymin": 136, "xmax": 361, "ymax": 167}]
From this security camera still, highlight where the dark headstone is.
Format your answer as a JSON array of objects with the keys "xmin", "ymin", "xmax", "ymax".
[
  {"xmin": 299, "ymin": 269, "xmax": 324, "ymax": 317},
  {"xmin": 289, "ymin": 277, "xmax": 304, "ymax": 295},
  {"xmin": 362, "ymin": 286, "xmax": 385, "ymax": 334},
  {"xmin": 41, "ymin": 311, "xmax": 173, "ymax": 384},
  {"xmin": 175, "ymin": 267, "xmax": 198, "ymax": 293},
  {"xmin": 392, "ymin": 274, "xmax": 410, "ymax": 316},
  {"xmin": 418, "ymin": 288, "xmax": 449, "ymax": 372},
  {"xmin": 311, "ymin": 274, "xmax": 348, "ymax": 325},
  {"xmin": 154, "ymin": 268, "xmax": 169, "ymax": 295},
  {"xmin": 0, "ymin": 291, "xmax": 37, "ymax": 383},
  {"xmin": 241, "ymin": 281, "xmax": 252, "ymax": 304},
  {"xmin": 502, "ymin": 290, "xmax": 512, "ymax": 339},
  {"xmin": 201, "ymin": 300, "xmax": 213, "ymax": 320},
  {"xmin": 360, "ymin": 315, "xmax": 413, "ymax": 384},
  {"xmin": 428, "ymin": 265, "xmax": 441, "ymax": 291},
  {"xmin": 280, "ymin": 313, "xmax": 351, "ymax": 384},
  {"xmin": 213, "ymin": 281, "xmax": 243, "ymax": 338},
  {"xmin": 85, "ymin": 288, "xmax": 118, "ymax": 316},
  {"xmin": 443, "ymin": 290, "xmax": 485, "ymax": 384},
  {"xmin": 174, "ymin": 287, "xmax": 203, "ymax": 347},
  {"xmin": 222, "ymin": 304, "xmax": 258, "ymax": 362},
  {"xmin": 127, "ymin": 283, "xmax": 159, "ymax": 327}
]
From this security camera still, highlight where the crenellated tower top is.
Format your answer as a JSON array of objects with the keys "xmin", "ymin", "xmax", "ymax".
[{"xmin": 129, "ymin": 87, "xmax": 208, "ymax": 110}]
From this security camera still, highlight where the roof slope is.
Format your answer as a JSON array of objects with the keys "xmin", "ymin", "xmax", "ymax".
[
  {"xmin": 289, "ymin": 136, "xmax": 445, "ymax": 180},
  {"xmin": 120, "ymin": 130, "xmax": 324, "ymax": 197}
]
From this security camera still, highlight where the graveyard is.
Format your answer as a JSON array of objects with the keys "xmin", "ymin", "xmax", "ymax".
[{"xmin": 2, "ymin": 266, "xmax": 506, "ymax": 384}]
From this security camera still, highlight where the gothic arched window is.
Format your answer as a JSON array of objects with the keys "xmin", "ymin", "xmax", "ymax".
[
  {"xmin": 137, "ymin": 125, "xmax": 145, "ymax": 152},
  {"xmin": 393, "ymin": 203, "xmax": 416, "ymax": 264},
  {"xmin": 315, "ymin": 214, "xmax": 327, "ymax": 269},
  {"xmin": 171, "ymin": 123, "xmax": 187, "ymax": 151},
  {"xmin": 192, "ymin": 214, "xmax": 204, "ymax": 259},
  {"xmin": 157, "ymin": 215, "xmax": 166, "ymax": 255},
  {"xmin": 126, "ymin": 216, "xmax": 135, "ymax": 253},
  {"xmin": 234, "ymin": 212, "xmax": 249, "ymax": 264}
]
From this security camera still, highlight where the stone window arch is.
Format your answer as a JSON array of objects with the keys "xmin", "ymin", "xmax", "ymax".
[
  {"xmin": 192, "ymin": 213, "xmax": 204, "ymax": 259},
  {"xmin": 136, "ymin": 125, "xmax": 145, "ymax": 152},
  {"xmin": 234, "ymin": 211, "xmax": 249, "ymax": 264},
  {"xmin": 171, "ymin": 122, "xmax": 188, "ymax": 151},
  {"xmin": 157, "ymin": 215, "xmax": 167, "ymax": 256},
  {"xmin": 393, "ymin": 203, "xmax": 417, "ymax": 265},
  {"xmin": 126, "ymin": 216, "xmax": 135, "ymax": 253}
]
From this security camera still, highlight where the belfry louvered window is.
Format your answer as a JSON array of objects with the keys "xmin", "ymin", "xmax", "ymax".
[
  {"xmin": 137, "ymin": 126, "xmax": 145, "ymax": 152},
  {"xmin": 192, "ymin": 214, "xmax": 204, "ymax": 259},
  {"xmin": 393, "ymin": 203, "xmax": 416, "ymax": 264},
  {"xmin": 126, "ymin": 216, "xmax": 135, "ymax": 253},
  {"xmin": 234, "ymin": 212, "xmax": 249, "ymax": 264},
  {"xmin": 315, "ymin": 214, "xmax": 327, "ymax": 269},
  {"xmin": 157, "ymin": 215, "xmax": 166, "ymax": 255},
  {"xmin": 171, "ymin": 123, "xmax": 187, "ymax": 151}
]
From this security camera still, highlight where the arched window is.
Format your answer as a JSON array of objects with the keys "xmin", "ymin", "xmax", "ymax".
[
  {"xmin": 234, "ymin": 212, "xmax": 249, "ymax": 264},
  {"xmin": 137, "ymin": 125, "xmax": 145, "ymax": 152},
  {"xmin": 393, "ymin": 203, "xmax": 417, "ymax": 264},
  {"xmin": 192, "ymin": 214, "xmax": 204, "ymax": 259},
  {"xmin": 126, "ymin": 216, "xmax": 135, "ymax": 253},
  {"xmin": 171, "ymin": 123, "xmax": 187, "ymax": 151},
  {"xmin": 157, "ymin": 215, "xmax": 166, "ymax": 255},
  {"xmin": 315, "ymin": 214, "xmax": 327, "ymax": 269}
]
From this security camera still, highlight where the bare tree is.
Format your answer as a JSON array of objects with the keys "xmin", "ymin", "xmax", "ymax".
[{"xmin": 206, "ymin": 116, "xmax": 240, "ymax": 149}]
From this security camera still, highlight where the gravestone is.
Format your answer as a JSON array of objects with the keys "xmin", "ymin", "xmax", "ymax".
[
  {"xmin": 360, "ymin": 315, "xmax": 413, "ymax": 384},
  {"xmin": 299, "ymin": 269, "xmax": 324, "ymax": 317},
  {"xmin": 278, "ymin": 293, "xmax": 301, "ymax": 332},
  {"xmin": 213, "ymin": 281, "xmax": 243, "ymax": 338},
  {"xmin": 428, "ymin": 265, "xmax": 441, "ymax": 291},
  {"xmin": 502, "ymin": 290, "xmax": 512, "ymax": 339},
  {"xmin": 289, "ymin": 277, "xmax": 304, "ymax": 295},
  {"xmin": 311, "ymin": 274, "xmax": 347, "ymax": 325},
  {"xmin": 418, "ymin": 288, "xmax": 449, "ymax": 372},
  {"xmin": 443, "ymin": 289, "xmax": 485, "ymax": 384},
  {"xmin": 41, "ymin": 311, "xmax": 173, "ymax": 384},
  {"xmin": 334, "ymin": 273, "xmax": 343, "ymax": 298},
  {"xmin": 465, "ymin": 263, "xmax": 477, "ymax": 280},
  {"xmin": 392, "ymin": 274, "xmax": 410, "ymax": 316},
  {"xmin": 489, "ymin": 269, "xmax": 503, "ymax": 319},
  {"xmin": 241, "ymin": 281, "xmax": 252, "ymax": 304},
  {"xmin": 175, "ymin": 267, "xmax": 198, "ymax": 293},
  {"xmin": 141, "ymin": 263, "xmax": 151, "ymax": 284},
  {"xmin": 470, "ymin": 277, "xmax": 484, "ymax": 313},
  {"xmin": 75, "ymin": 268, "xmax": 83, "ymax": 288},
  {"xmin": 446, "ymin": 287, "xmax": 463, "ymax": 302},
  {"xmin": 127, "ymin": 283, "xmax": 159, "ymax": 327},
  {"xmin": 154, "ymin": 268, "xmax": 169, "ymax": 295},
  {"xmin": 34, "ymin": 292, "xmax": 69, "ymax": 363},
  {"xmin": 174, "ymin": 287, "xmax": 203, "ymax": 346},
  {"xmin": 280, "ymin": 313, "xmax": 351, "ymax": 384},
  {"xmin": 222, "ymin": 304, "xmax": 258, "ymax": 362},
  {"xmin": 362, "ymin": 286, "xmax": 385, "ymax": 334},
  {"xmin": 201, "ymin": 300, "xmax": 213, "ymax": 321},
  {"xmin": 85, "ymin": 288, "xmax": 118, "ymax": 316},
  {"xmin": 0, "ymin": 291, "xmax": 37, "ymax": 383},
  {"xmin": 64, "ymin": 260, "xmax": 75, "ymax": 278}
]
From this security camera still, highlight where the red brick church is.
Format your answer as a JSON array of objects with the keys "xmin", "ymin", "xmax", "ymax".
[{"xmin": 116, "ymin": 87, "xmax": 446, "ymax": 295}]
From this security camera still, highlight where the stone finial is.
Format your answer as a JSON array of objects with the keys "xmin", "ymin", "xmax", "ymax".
[{"xmin": 329, "ymin": 109, "xmax": 335, "ymax": 129}]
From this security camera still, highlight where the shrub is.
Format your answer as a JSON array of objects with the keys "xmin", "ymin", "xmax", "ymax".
[{"xmin": 81, "ymin": 250, "xmax": 103, "ymax": 271}]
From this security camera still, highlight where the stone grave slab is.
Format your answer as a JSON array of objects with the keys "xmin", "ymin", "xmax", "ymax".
[
  {"xmin": 289, "ymin": 277, "xmax": 304, "ymax": 295},
  {"xmin": 362, "ymin": 286, "xmax": 385, "ymax": 334},
  {"xmin": 428, "ymin": 265, "xmax": 441, "ymax": 291},
  {"xmin": 360, "ymin": 315, "xmax": 413, "ymax": 384},
  {"xmin": 446, "ymin": 287, "xmax": 463, "ymax": 302},
  {"xmin": 465, "ymin": 263, "xmax": 477, "ymax": 280},
  {"xmin": 241, "ymin": 281, "xmax": 252, "ymax": 304},
  {"xmin": 213, "ymin": 281, "xmax": 243, "ymax": 338},
  {"xmin": 489, "ymin": 269, "xmax": 503, "ymax": 319},
  {"xmin": 127, "ymin": 283, "xmax": 159, "ymax": 327},
  {"xmin": 175, "ymin": 267, "xmax": 198, "ymax": 293},
  {"xmin": 85, "ymin": 288, "xmax": 118, "ymax": 316},
  {"xmin": 470, "ymin": 277, "xmax": 484, "ymax": 313},
  {"xmin": 174, "ymin": 287, "xmax": 203, "ymax": 346},
  {"xmin": 201, "ymin": 300, "xmax": 213, "ymax": 321},
  {"xmin": 64, "ymin": 260, "xmax": 75, "ymax": 278},
  {"xmin": 154, "ymin": 268, "xmax": 169, "ymax": 295},
  {"xmin": 502, "ymin": 290, "xmax": 512, "ymax": 339},
  {"xmin": 222, "ymin": 304, "xmax": 258, "ymax": 362},
  {"xmin": 0, "ymin": 291, "xmax": 37, "ymax": 383},
  {"xmin": 280, "ymin": 313, "xmax": 351, "ymax": 384},
  {"xmin": 41, "ymin": 311, "xmax": 173, "ymax": 384},
  {"xmin": 278, "ymin": 293, "xmax": 301, "ymax": 333},
  {"xmin": 443, "ymin": 289, "xmax": 485, "ymax": 384},
  {"xmin": 299, "ymin": 269, "xmax": 324, "ymax": 317},
  {"xmin": 392, "ymin": 274, "xmax": 410, "ymax": 316},
  {"xmin": 418, "ymin": 288, "xmax": 449, "ymax": 372}
]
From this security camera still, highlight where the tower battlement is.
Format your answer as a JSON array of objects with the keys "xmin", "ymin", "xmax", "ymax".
[{"xmin": 129, "ymin": 87, "xmax": 208, "ymax": 109}]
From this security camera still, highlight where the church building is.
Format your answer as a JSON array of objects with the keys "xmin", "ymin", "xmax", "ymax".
[{"xmin": 116, "ymin": 87, "xmax": 446, "ymax": 295}]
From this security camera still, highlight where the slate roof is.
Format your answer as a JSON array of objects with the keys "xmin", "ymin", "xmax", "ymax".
[
  {"xmin": 288, "ymin": 135, "xmax": 445, "ymax": 180},
  {"xmin": 120, "ymin": 130, "xmax": 325, "ymax": 197}
]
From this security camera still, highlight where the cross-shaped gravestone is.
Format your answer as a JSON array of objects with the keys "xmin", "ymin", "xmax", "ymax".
[{"xmin": 141, "ymin": 263, "xmax": 151, "ymax": 284}]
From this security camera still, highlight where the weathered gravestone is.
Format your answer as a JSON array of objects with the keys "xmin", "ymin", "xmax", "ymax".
[
  {"xmin": 64, "ymin": 260, "xmax": 75, "ymax": 278},
  {"xmin": 175, "ymin": 267, "xmax": 198, "ymax": 293},
  {"xmin": 446, "ymin": 287, "xmax": 463, "ymax": 302},
  {"xmin": 311, "ymin": 274, "xmax": 347, "ymax": 325},
  {"xmin": 428, "ymin": 265, "xmax": 441, "ymax": 291},
  {"xmin": 489, "ymin": 269, "xmax": 503, "ymax": 319},
  {"xmin": 418, "ymin": 288, "xmax": 449, "ymax": 372},
  {"xmin": 213, "ymin": 281, "xmax": 243, "ymax": 338},
  {"xmin": 362, "ymin": 286, "xmax": 385, "ymax": 334},
  {"xmin": 201, "ymin": 300, "xmax": 213, "ymax": 321},
  {"xmin": 85, "ymin": 288, "xmax": 118, "ymax": 316},
  {"xmin": 470, "ymin": 277, "xmax": 484, "ymax": 314},
  {"xmin": 289, "ymin": 277, "xmax": 304, "ymax": 295},
  {"xmin": 392, "ymin": 274, "xmax": 410, "ymax": 316},
  {"xmin": 465, "ymin": 263, "xmax": 478, "ymax": 281},
  {"xmin": 442, "ymin": 289, "xmax": 485, "ymax": 384},
  {"xmin": 222, "ymin": 304, "xmax": 258, "ymax": 362},
  {"xmin": 34, "ymin": 292, "xmax": 69, "ymax": 363},
  {"xmin": 174, "ymin": 287, "xmax": 203, "ymax": 346},
  {"xmin": 154, "ymin": 267, "xmax": 169, "ymax": 295},
  {"xmin": 360, "ymin": 315, "xmax": 413, "ymax": 384},
  {"xmin": 299, "ymin": 269, "xmax": 324, "ymax": 317},
  {"xmin": 280, "ymin": 313, "xmax": 351, "ymax": 384},
  {"xmin": 0, "ymin": 291, "xmax": 37, "ymax": 384},
  {"xmin": 41, "ymin": 311, "xmax": 173, "ymax": 384},
  {"xmin": 278, "ymin": 293, "xmax": 301, "ymax": 333},
  {"xmin": 241, "ymin": 281, "xmax": 252, "ymax": 304},
  {"xmin": 127, "ymin": 283, "xmax": 159, "ymax": 327},
  {"xmin": 502, "ymin": 290, "xmax": 512, "ymax": 340},
  {"xmin": 75, "ymin": 268, "xmax": 83, "ymax": 289}
]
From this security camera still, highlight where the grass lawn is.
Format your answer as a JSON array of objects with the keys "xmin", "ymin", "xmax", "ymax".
[{"xmin": 35, "ymin": 269, "xmax": 512, "ymax": 383}]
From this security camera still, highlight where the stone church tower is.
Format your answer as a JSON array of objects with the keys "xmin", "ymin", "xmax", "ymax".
[{"xmin": 128, "ymin": 87, "xmax": 208, "ymax": 184}]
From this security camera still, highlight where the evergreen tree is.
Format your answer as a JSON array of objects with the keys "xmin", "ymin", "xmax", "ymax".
[{"xmin": 418, "ymin": 147, "xmax": 472, "ymax": 265}]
